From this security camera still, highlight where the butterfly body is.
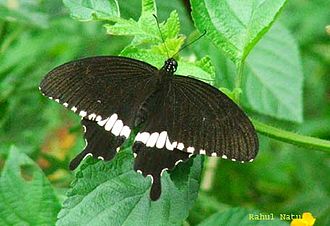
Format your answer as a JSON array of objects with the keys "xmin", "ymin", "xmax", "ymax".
[{"xmin": 40, "ymin": 56, "xmax": 258, "ymax": 200}]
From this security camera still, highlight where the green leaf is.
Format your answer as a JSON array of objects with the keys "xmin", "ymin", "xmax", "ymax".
[
  {"xmin": 57, "ymin": 149, "xmax": 202, "ymax": 226},
  {"xmin": 191, "ymin": 0, "xmax": 287, "ymax": 64},
  {"xmin": 0, "ymin": 0, "xmax": 49, "ymax": 27},
  {"xmin": 106, "ymin": 0, "xmax": 181, "ymax": 47},
  {"xmin": 63, "ymin": 0, "xmax": 120, "ymax": 21},
  {"xmin": 121, "ymin": 45, "xmax": 215, "ymax": 82},
  {"xmin": 198, "ymin": 208, "xmax": 289, "ymax": 226},
  {"xmin": 191, "ymin": 21, "xmax": 303, "ymax": 122},
  {"xmin": 160, "ymin": 11, "xmax": 180, "ymax": 39},
  {"xmin": 117, "ymin": 0, "xmax": 194, "ymax": 35},
  {"xmin": 140, "ymin": 0, "xmax": 156, "ymax": 16},
  {"xmin": 0, "ymin": 147, "xmax": 61, "ymax": 225},
  {"xmin": 105, "ymin": 0, "xmax": 158, "ymax": 45},
  {"xmin": 151, "ymin": 36, "xmax": 185, "ymax": 57},
  {"xmin": 242, "ymin": 23, "xmax": 303, "ymax": 122},
  {"xmin": 195, "ymin": 56, "xmax": 215, "ymax": 77}
]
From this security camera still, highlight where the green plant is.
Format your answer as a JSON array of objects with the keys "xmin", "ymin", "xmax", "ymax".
[{"xmin": 0, "ymin": 0, "xmax": 329, "ymax": 225}]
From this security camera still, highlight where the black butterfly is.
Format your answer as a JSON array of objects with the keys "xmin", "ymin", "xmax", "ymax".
[{"xmin": 39, "ymin": 56, "xmax": 258, "ymax": 200}]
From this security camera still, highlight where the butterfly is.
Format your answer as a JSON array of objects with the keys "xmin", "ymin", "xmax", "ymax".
[{"xmin": 39, "ymin": 56, "xmax": 258, "ymax": 200}]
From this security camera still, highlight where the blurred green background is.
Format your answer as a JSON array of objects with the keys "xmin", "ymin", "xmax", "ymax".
[{"xmin": 0, "ymin": 0, "xmax": 329, "ymax": 225}]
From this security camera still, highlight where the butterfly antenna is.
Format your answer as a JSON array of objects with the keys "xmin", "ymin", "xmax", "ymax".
[
  {"xmin": 174, "ymin": 30, "xmax": 207, "ymax": 57},
  {"xmin": 153, "ymin": 14, "xmax": 170, "ymax": 58}
]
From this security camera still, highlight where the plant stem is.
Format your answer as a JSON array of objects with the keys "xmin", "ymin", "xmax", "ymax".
[
  {"xmin": 252, "ymin": 119, "xmax": 330, "ymax": 153},
  {"xmin": 234, "ymin": 60, "xmax": 245, "ymax": 103}
]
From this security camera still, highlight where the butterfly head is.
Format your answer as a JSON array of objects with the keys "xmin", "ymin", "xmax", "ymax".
[{"xmin": 162, "ymin": 58, "xmax": 178, "ymax": 74}]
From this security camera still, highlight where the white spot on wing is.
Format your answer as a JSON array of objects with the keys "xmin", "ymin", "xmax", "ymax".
[
  {"xmin": 146, "ymin": 132, "xmax": 159, "ymax": 147},
  {"xmin": 133, "ymin": 153, "xmax": 137, "ymax": 158},
  {"xmin": 187, "ymin": 147, "xmax": 195, "ymax": 153},
  {"xmin": 79, "ymin": 111, "xmax": 87, "ymax": 117},
  {"xmin": 134, "ymin": 133, "xmax": 141, "ymax": 142},
  {"xmin": 97, "ymin": 117, "xmax": 109, "ymax": 126},
  {"xmin": 161, "ymin": 168, "xmax": 168, "ymax": 176},
  {"xmin": 249, "ymin": 159, "xmax": 254, "ymax": 162},
  {"xmin": 231, "ymin": 158, "xmax": 236, "ymax": 162},
  {"xmin": 71, "ymin": 106, "xmax": 77, "ymax": 112},
  {"xmin": 105, "ymin": 113, "xmax": 117, "ymax": 131},
  {"xmin": 120, "ymin": 126, "xmax": 131, "ymax": 138},
  {"xmin": 147, "ymin": 174, "xmax": 154, "ymax": 183},
  {"xmin": 83, "ymin": 138, "xmax": 88, "ymax": 149},
  {"xmin": 116, "ymin": 147, "xmax": 120, "ymax": 152},
  {"xmin": 95, "ymin": 115, "xmax": 102, "ymax": 122},
  {"xmin": 49, "ymin": 97, "xmax": 53, "ymax": 100},
  {"xmin": 63, "ymin": 103, "xmax": 68, "ymax": 107},
  {"xmin": 165, "ymin": 137, "xmax": 174, "ymax": 150},
  {"xmin": 98, "ymin": 156, "xmax": 104, "ymax": 160},
  {"xmin": 177, "ymin": 143, "xmax": 184, "ymax": 150},
  {"xmin": 137, "ymin": 170, "xmax": 142, "ymax": 174},
  {"xmin": 222, "ymin": 154, "xmax": 228, "ymax": 159},
  {"xmin": 172, "ymin": 141, "xmax": 177, "ymax": 148},
  {"xmin": 211, "ymin": 152, "xmax": 217, "ymax": 157},
  {"xmin": 111, "ymin": 120, "xmax": 123, "ymax": 136},
  {"xmin": 199, "ymin": 149, "xmax": 206, "ymax": 155},
  {"xmin": 55, "ymin": 99, "xmax": 60, "ymax": 103},
  {"xmin": 88, "ymin": 113, "xmax": 96, "ymax": 120},
  {"xmin": 82, "ymin": 125, "xmax": 86, "ymax": 133},
  {"xmin": 83, "ymin": 153, "xmax": 93, "ymax": 160},
  {"xmin": 175, "ymin": 160, "xmax": 183, "ymax": 166},
  {"xmin": 156, "ymin": 131, "xmax": 167, "ymax": 149},
  {"xmin": 135, "ymin": 132, "xmax": 150, "ymax": 143}
]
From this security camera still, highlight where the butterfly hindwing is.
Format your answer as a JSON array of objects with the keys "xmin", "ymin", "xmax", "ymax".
[
  {"xmin": 69, "ymin": 119, "xmax": 125, "ymax": 170},
  {"xmin": 134, "ymin": 75, "xmax": 258, "ymax": 163},
  {"xmin": 133, "ymin": 143, "xmax": 190, "ymax": 201}
]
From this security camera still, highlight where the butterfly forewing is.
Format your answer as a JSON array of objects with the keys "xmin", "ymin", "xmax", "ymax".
[
  {"xmin": 40, "ymin": 57, "xmax": 158, "ymax": 123},
  {"xmin": 134, "ymin": 75, "xmax": 258, "ymax": 163},
  {"xmin": 40, "ymin": 56, "xmax": 159, "ymax": 164}
]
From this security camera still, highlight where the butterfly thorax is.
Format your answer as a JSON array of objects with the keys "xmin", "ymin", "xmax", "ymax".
[{"xmin": 161, "ymin": 58, "xmax": 177, "ymax": 75}]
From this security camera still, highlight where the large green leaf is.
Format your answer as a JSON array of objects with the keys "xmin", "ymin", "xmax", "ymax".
[
  {"xmin": 190, "ymin": 22, "xmax": 303, "ymax": 122},
  {"xmin": 105, "ymin": 0, "xmax": 181, "ymax": 46},
  {"xmin": 105, "ymin": 0, "xmax": 158, "ymax": 44},
  {"xmin": 57, "ymin": 149, "xmax": 202, "ymax": 226},
  {"xmin": 198, "ymin": 208, "xmax": 289, "ymax": 226},
  {"xmin": 243, "ymin": 23, "xmax": 303, "ymax": 122},
  {"xmin": 0, "ymin": 147, "xmax": 61, "ymax": 225},
  {"xmin": 117, "ymin": 0, "xmax": 194, "ymax": 35},
  {"xmin": 190, "ymin": 0, "xmax": 287, "ymax": 64},
  {"xmin": 63, "ymin": 0, "xmax": 120, "ymax": 21},
  {"xmin": 121, "ymin": 45, "xmax": 215, "ymax": 83}
]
